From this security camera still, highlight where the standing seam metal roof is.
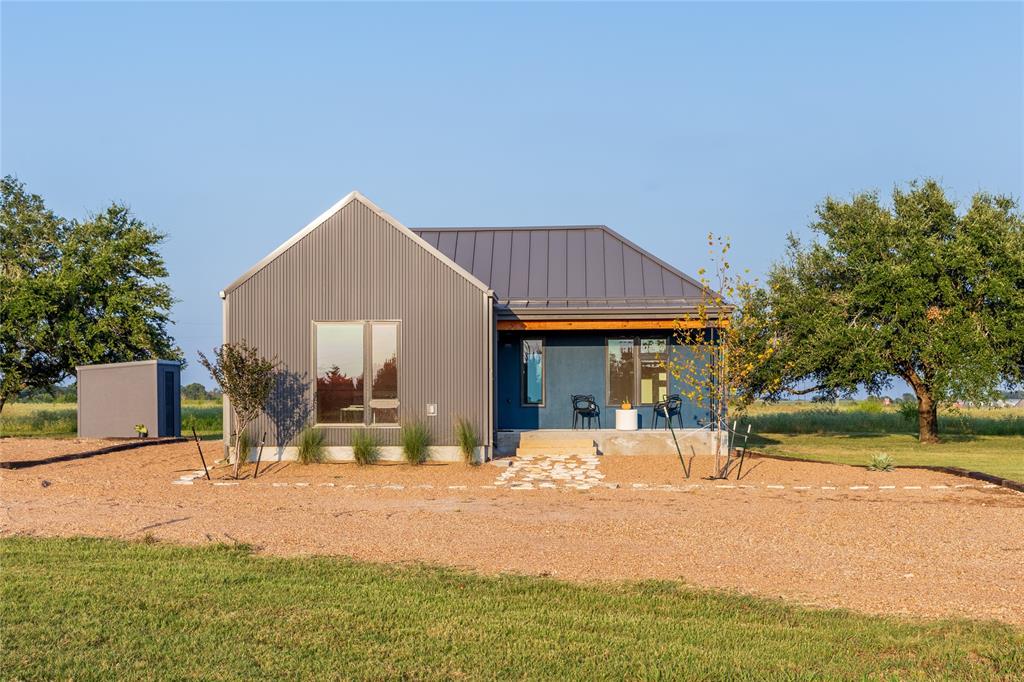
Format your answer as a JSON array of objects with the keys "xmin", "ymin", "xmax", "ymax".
[{"xmin": 411, "ymin": 225, "xmax": 705, "ymax": 309}]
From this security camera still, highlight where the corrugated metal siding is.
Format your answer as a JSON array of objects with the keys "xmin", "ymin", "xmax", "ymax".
[{"xmin": 225, "ymin": 198, "xmax": 490, "ymax": 449}]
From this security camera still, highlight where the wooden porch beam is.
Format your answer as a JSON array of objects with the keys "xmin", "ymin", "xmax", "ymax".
[{"xmin": 496, "ymin": 319, "xmax": 718, "ymax": 331}]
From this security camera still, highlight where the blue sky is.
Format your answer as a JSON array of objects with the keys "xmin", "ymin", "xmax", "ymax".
[{"xmin": 3, "ymin": 1, "xmax": 1022, "ymax": 387}]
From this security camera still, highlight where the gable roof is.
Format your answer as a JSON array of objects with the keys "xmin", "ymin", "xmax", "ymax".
[
  {"xmin": 221, "ymin": 192, "xmax": 492, "ymax": 297},
  {"xmin": 411, "ymin": 225, "xmax": 707, "ymax": 315}
]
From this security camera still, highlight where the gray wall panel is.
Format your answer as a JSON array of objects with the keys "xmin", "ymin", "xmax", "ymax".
[{"xmin": 226, "ymin": 198, "xmax": 490, "ymax": 449}]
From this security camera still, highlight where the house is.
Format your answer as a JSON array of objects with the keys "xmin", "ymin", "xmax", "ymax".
[{"xmin": 220, "ymin": 192, "xmax": 721, "ymax": 462}]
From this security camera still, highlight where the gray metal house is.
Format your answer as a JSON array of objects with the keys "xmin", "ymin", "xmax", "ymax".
[
  {"xmin": 77, "ymin": 360, "xmax": 181, "ymax": 438},
  {"xmin": 221, "ymin": 192, "xmax": 718, "ymax": 462}
]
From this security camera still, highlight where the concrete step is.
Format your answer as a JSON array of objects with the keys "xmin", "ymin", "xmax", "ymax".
[
  {"xmin": 517, "ymin": 434, "xmax": 596, "ymax": 448},
  {"xmin": 516, "ymin": 446, "xmax": 598, "ymax": 457}
]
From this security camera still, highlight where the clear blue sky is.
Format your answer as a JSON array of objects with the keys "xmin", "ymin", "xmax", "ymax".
[{"xmin": 3, "ymin": 2, "xmax": 1021, "ymax": 387}]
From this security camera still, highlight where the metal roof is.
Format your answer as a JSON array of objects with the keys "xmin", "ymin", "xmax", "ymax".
[{"xmin": 411, "ymin": 225, "xmax": 706, "ymax": 314}]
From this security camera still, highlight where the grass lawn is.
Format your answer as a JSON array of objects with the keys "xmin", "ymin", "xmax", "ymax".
[
  {"xmin": 0, "ymin": 401, "xmax": 222, "ymax": 439},
  {"xmin": 752, "ymin": 433, "xmax": 1024, "ymax": 482},
  {"xmin": 2, "ymin": 537, "xmax": 1022, "ymax": 680},
  {"xmin": 741, "ymin": 401, "xmax": 1024, "ymax": 482}
]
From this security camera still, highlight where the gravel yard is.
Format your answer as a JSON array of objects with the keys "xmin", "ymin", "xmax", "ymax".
[{"xmin": 2, "ymin": 437, "xmax": 1022, "ymax": 625}]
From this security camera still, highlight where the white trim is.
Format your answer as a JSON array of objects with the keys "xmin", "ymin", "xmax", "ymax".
[
  {"xmin": 76, "ymin": 359, "xmax": 180, "ymax": 371},
  {"xmin": 221, "ymin": 191, "xmax": 492, "ymax": 296}
]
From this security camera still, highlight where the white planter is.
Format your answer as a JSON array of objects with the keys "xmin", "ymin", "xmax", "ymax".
[{"xmin": 615, "ymin": 408, "xmax": 639, "ymax": 431}]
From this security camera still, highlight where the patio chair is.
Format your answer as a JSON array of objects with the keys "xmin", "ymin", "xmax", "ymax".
[
  {"xmin": 571, "ymin": 394, "xmax": 601, "ymax": 430},
  {"xmin": 651, "ymin": 394, "xmax": 684, "ymax": 430}
]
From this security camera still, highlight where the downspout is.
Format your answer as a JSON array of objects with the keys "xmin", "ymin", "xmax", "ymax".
[
  {"xmin": 485, "ymin": 289, "xmax": 495, "ymax": 461},
  {"xmin": 220, "ymin": 290, "xmax": 230, "ymax": 460}
]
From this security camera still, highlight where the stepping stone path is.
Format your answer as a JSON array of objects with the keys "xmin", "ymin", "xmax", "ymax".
[{"xmin": 493, "ymin": 453, "xmax": 605, "ymax": 490}]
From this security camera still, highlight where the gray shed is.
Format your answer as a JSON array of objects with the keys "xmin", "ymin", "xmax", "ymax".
[{"xmin": 76, "ymin": 360, "xmax": 181, "ymax": 438}]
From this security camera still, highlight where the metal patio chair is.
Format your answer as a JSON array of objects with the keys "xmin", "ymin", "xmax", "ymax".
[
  {"xmin": 571, "ymin": 394, "xmax": 601, "ymax": 430},
  {"xmin": 652, "ymin": 394, "xmax": 684, "ymax": 430}
]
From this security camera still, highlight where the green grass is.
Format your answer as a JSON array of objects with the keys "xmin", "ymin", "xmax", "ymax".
[
  {"xmin": 0, "ymin": 400, "xmax": 222, "ymax": 439},
  {"xmin": 738, "ymin": 401, "xmax": 1024, "ymax": 481},
  {"xmin": 2, "ymin": 537, "xmax": 1021, "ymax": 680},
  {"xmin": 750, "ymin": 432, "xmax": 1024, "ymax": 481}
]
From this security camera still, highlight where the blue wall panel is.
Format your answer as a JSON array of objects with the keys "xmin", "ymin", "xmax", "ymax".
[{"xmin": 496, "ymin": 331, "xmax": 711, "ymax": 430}]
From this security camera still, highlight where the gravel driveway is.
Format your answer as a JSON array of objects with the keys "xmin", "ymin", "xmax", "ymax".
[{"xmin": 2, "ymin": 437, "xmax": 1022, "ymax": 625}]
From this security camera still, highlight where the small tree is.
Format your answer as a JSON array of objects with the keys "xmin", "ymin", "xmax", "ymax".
[
  {"xmin": 181, "ymin": 382, "xmax": 209, "ymax": 401},
  {"xmin": 199, "ymin": 341, "xmax": 277, "ymax": 478},
  {"xmin": 666, "ymin": 234, "xmax": 778, "ymax": 476}
]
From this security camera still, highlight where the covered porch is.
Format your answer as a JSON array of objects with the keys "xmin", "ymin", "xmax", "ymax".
[{"xmin": 494, "ymin": 319, "xmax": 716, "ymax": 433}]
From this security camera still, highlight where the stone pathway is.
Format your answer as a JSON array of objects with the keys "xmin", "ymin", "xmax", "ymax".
[{"xmin": 493, "ymin": 453, "xmax": 606, "ymax": 490}]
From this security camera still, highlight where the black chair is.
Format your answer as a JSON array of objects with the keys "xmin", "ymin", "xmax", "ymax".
[
  {"xmin": 571, "ymin": 394, "xmax": 601, "ymax": 429},
  {"xmin": 652, "ymin": 394, "xmax": 684, "ymax": 429}
]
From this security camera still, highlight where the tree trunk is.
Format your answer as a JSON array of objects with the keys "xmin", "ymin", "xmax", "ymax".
[
  {"xmin": 902, "ymin": 368, "xmax": 939, "ymax": 444},
  {"xmin": 0, "ymin": 394, "xmax": 6, "ymax": 416},
  {"xmin": 916, "ymin": 392, "xmax": 939, "ymax": 444}
]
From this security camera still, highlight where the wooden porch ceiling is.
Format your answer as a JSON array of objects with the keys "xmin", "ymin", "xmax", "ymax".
[{"xmin": 496, "ymin": 319, "xmax": 718, "ymax": 331}]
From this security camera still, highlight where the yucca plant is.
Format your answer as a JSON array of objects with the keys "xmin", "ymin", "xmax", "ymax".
[
  {"xmin": 401, "ymin": 421, "xmax": 431, "ymax": 465},
  {"xmin": 296, "ymin": 426, "xmax": 326, "ymax": 465},
  {"xmin": 867, "ymin": 452, "xmax": 895, "ymax": 472},
  {"xmin": 454, "ymin": 417, "xmax": 479, "ymax": 465},
  {"xmin": 351, "ymin": 429, "xmax": 380, "ymax": 465}
]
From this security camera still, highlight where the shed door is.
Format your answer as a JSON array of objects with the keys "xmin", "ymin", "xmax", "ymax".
[{"xmin": 164, "ymin": 371, "xmax": 175, "ymax": 436}]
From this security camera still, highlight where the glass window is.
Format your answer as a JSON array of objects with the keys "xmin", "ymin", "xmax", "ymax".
[
  {"xmin": 607, "ymin": 338, "xmax": 635, "ymax": 405},
  {"xmin": 370, "ymin": 323, "xmax": 399, "ymax": 424},
  {"xmin": 521, "ymin": 339, "xmax": 544, "ymax": 405},
  {"xmin": 316, "ymin": 323, "xmax": 364, "ymax": 424},
  {"xmin": 639, "ymin": 338, "xmax": 668, "ymax": 405}
]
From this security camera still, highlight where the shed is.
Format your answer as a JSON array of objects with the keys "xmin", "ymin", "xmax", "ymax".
[{"xmin": 76, "ymin": 360, "xmax": 181, "ymax": 438}]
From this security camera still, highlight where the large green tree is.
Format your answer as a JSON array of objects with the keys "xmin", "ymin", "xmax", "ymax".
[
  {"xmin": 0, "ymin": 176, "xmax": 183, "ymax": 414},
  {"xmin": 744, "ymin": 180, "xmax": 1024, "ymax": 443}
]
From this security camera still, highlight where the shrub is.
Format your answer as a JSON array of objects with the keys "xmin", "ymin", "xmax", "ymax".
[
  {"xmin": 296, "ymin": 426, "xmax": 326, "ymax": 465},
  {"xmin": 351, "ymin": 430, "xmax": 380, "ymax": 465},
  {"xmin": 401, "ymin": 422, "xmax": 431, "ymax": 465},
  {"xmin": 867, "ymin": 452, "xmax": 895, "ymax": 472},
  {"xmin": 856, "ymin": 399, "xmax": 884, "ymax": 414},
  {"xmin": 897, "ymin": 400, "xmax": 918, "ymax": 423},
  {"xmin": 454, "ymin": 417, "xmax": 479, "ymax": 465}
]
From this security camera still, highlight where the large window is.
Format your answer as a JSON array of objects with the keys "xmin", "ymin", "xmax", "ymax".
[
  {"xmin": 607, "ymin": 336, "xmax": 668, "ymax": 406},
  {"xmin": 315, "ymin": 322, "xmax": 399, "ymax": 425},
  {"xmin": 521, "ymin": 338, "xmax": 544, "ymax": 405},
  {"xmin": 607, "ymin": 338, "xmax": 635, "ymax": 405}
]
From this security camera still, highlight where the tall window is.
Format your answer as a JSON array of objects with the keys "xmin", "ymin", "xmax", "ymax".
[
  {"xmin": 521, "ymin": 339, "xmax": 544, "ymax": 405},
  {"xmin": 607, "ymin": 338, "xmax": 635, "ymax": 405},
  {"xmin": 607, "ymin": 337, "xmax": 668, "ymax": 405},
  {"xmin": 370, "ymin": 323, "xmax": 399, "ymax": 424},
  {"xmin": 315, "ymin": 322, "xmax": 399, "ymax": 425}
]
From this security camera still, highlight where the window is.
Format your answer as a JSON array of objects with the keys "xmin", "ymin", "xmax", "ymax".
[
  {"xmin": 607, "ymin": 336, "xmax": 668, "ymax": 405},
  {"xmin": 521, "ymin": 338, "xmax": 544, "ymax": 405},
  {"xmin": 607, "ymin": 338, "xmax": 635, "ymax": 405},
  {"xmin": 315, "ymin": 322, "xmax": 399, "ymax": 425},
  {"xmin": 639, "ymin": 338, "xmax": 669, "ymax": 405},
  {"xmin": 370, "ymin": 322, "xmax": 399, "ymax": 424}
]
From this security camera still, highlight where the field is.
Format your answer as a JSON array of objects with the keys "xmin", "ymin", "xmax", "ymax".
[
  {"xmin": 739, "ymin": 401, "xmax": 1024, "ymax": 481},
  {"xmin": 0, "ymin": 400, "xmax": 222, "ymax": 439},
  {"xmin": 2, "ymin": 536, "xmax": 1022, "ymax": 680}
]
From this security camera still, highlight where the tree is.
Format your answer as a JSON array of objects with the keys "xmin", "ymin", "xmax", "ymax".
[
  {"xmin": 667, "ymin": 234, "xmax": 778, "ymax": 477},
  {"xmin": 0, "ymin": 176, "xmax": 183, "ymax": 414},
  {"xmin": 181, "ymin": 382, "xmax": 210, "ymax": 401},
  {"xmin": 199, "ymin": 341, "xmax": 277, "ymax": 478},
  {"xmin": 745, "ymin": 180, "xmax": 1024, "ymax": 443}
]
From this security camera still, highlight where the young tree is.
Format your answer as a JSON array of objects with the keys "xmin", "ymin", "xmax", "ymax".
[
  {"xmin": 747, "ymin": 180, "xmax": 1024, "ymax": 443},
  {"xmin": 0, "ymin": 176, "xmax": 183, "ymax": 414},
  {"xmin": 667, "ymin": 234, "xmax": 778, "ymax": 476},
  {"xmin": 199, "ymin": 341, "xmax": 277, "ymax": 478}
]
